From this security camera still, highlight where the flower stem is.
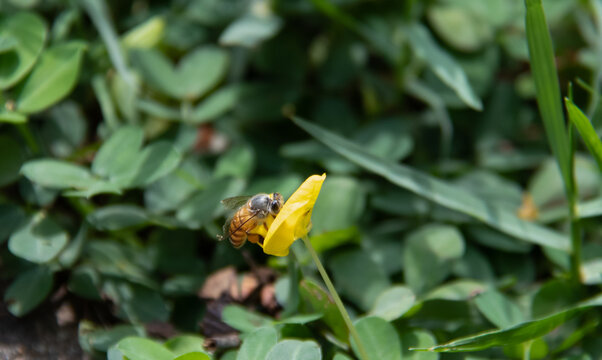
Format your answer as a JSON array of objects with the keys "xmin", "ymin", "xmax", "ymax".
[{"xmin": 301, "ymin": 236, "xmax": 369, "ymax": 360}]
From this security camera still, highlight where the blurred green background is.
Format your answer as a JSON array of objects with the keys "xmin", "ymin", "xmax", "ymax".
[{"xmin": 2, "ymin": 0, "xmax": 602, "ymax": 359}]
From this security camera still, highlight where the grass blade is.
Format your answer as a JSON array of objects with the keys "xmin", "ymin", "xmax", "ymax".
[
  {"xmin": 525, "ymin": 0, "xmax": 571, "ymax": 190},
  {"xmin": 414, "ymin": 293, "xmax": 602, "ymax": 352},
  {"xmin": 565, "ymin": 98, "xmax": 602, "ymax": 172},
  {"xmin": 292, "ymin": 117, "xmax": 569, "ymax": 251}
]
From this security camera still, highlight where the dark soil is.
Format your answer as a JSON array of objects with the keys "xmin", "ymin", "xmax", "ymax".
[{"xmin": 0, "ymin": 281, "xmax": 85, "ymax": 360}]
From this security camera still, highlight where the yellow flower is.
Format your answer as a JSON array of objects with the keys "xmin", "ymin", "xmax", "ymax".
[{"xmin": 250, "ymin": 174, "xmax": 326, "ymax": 256}]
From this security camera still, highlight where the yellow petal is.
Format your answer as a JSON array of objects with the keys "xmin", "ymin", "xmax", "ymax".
[{"xmin": 262, "ymin": 174, "xmax": 326, "ymax": 256}]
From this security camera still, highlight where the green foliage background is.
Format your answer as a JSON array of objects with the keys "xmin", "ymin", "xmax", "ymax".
[{"xmin": 2, "ymin": 0, "xmax": 602, "ymax": 359}]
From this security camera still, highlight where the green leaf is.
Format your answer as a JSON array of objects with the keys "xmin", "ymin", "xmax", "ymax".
[
  {"xmin": 43, "ymin": 101, "xmax": 88, "ymax": 158},
  {"xmin": 417, "ymin": 293, "xmax": 602, "ymax": 352},
  {"xmin": 164, "ymin": 335, "xmax": 207, "ymax": 356},
  {"xmin": 330, "ymin": 249, "xmax": 390, "ymax": 310},
  {"xmin": 122, "ymin": 141, "xmax": 182, "ymax": 188},
  {"xmin": 130, "ymin": 46, "xmax": 228, "ymax": 100},
  {"xmin": 474, "ymin": 289, "xmax": 525, "ymax": 328},
  {"xmin": 80, "ymin": 324, "xmax": 144, "ymax": 352},
  {"xmin": 8, "ymin": 213, "xmax": 69, "ymax": 263},
  {"xmin": 222, "ymin": 305, "xmax": 272, "ymax": 333},
  {"xmin": 68, "ymin": 265, "xmax": 102, "ymax": 300},
  {"xmin": 236, "ymin": 327, "xmax": 278, "ymax": 360},
  {"xmin": 144, "ymin": 159, "xmax": 208, "ymax": 214},
  {"xmin": 579, "ymin": 197, "xmax": 602, "ymax": 218},
  {"xmin": 407, "ymin": 23, "xmax": 482, "ymax": 111},
  {"xmin": 122, "ymin": 15, "xmax": 165, "ymax": 49},
  {"xmin": 424, "ymin": 280, "xmax": 486, "ymax": 301},
  {"xmin": 87, "ymin": 205, "xmax": 149, "ymax": 231},
  {"xmin": 275, "ymin": 313, "xmax": 322, "ymax": 325},
  {"xmin": 16, "ymin": 42, "xmax": 86, "ymax": 113},
  {"xmin": 525, "ymin": 0, "xmax": 571, "ymax": 191},
  {"xmin": 21, "ymin": 159, "xmax": 95, "ymax": 189},
  {"xmin": 117, "ymin": 337, "xmax": 174, "ymax": 360},
  {"xmin": 0, "ymin": 12, "xmax": 46, "ymax": 89},
  {"xmin": 0, "ymin": 135, "xmax": 26, "ymax": 186},
  {"xmin": 173, "ymin": 353, "xmax": 211, "ymax": 360},
  {"xmin": 351, "ymin": 316, "xmax": 402, "ymax": 360},
  {"xmin": 292, "ymin": 116, "xmax": 570, "ymax": 251},
  {"xmin": 0, "ymin": 203, "xmax": 27, "ymax": 243},
  {"xmin": 369, "ymin": 286, "xmax": 416, "ymax": 321},
  {"xmin": 581, "ymin": 258, "xmax": 602, "ymax": 285},
  {"xmin": 0, "ymin": 110, "xmax": 27, "ymax": 123},
  {"xmin": 401, "ymin": 330, "xmax": 438, "ymax": 360},
  {"xmin": 62, "ymin": 180, "xmax": 122, "ymax": 198},
  {"xmin": 92, "ymin": 125, "xmax": 144, "ymax": 179},
  {"xmin": 219, "ymin": 15, "xmax": 282, "ymax": 48},
  {"xmin": 102, "ymin": 280, "xmax": 170, "ymax": 323},
  {"xmin": 266, "ymin": 340, "xmax": 321, "ymax": 360},
  {"xmin": 214, "ymin": 145, "xmax": 255, "ymax": 179},
  {"xmin": 4, "ymin": 265, "xmax": 53, "ymax": 316},
  {"xmin": 176, "ymin": 178, "xmax": 244, "ymax": 228},
  {"xmin": 299, "ymin": 279, "xmax": 348, "ymax": 342},
  {"xmin": 176, "ymin": 46, "xmax": 229, "ymax": 99},
  {"xmin": 311, "ymin": 176, "xmax": 365, "ymax": 235},
  {"xmin": 0, "ymin": 35, "xmax": 17, "ymax": 53},
  {"xmin": 189, "ymin": 85, "xmax": 241, "ymax": 123},
  {"xmin": 565, "ymin": 98, "xmax": 602, "ymax": 172},
  {"xmin": 404, "ymin": 224, "xmax": 465, "ymax": 294},
  {"xmin": 427, "ymin": 3, "xmax": 497, "ymax": 52},
  {"xmin": 58, "ymin": 223, "xmax": 88, "ymax": 268}
]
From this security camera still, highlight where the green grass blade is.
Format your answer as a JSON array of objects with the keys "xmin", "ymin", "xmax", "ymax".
[
  {"xmin": 565, "ymin": 98, "xmax": 602, "ymax": 172},
  {"xmin": 525, "ymin": 0, "xmax": 571, "ymax": 190},
  {"xmin": 292, "ymin": 117, "xmax": 569, "ymax": 251},
  {"xmin": 414, "ymin": 293, "xmax": 602, "ymax": 352}
]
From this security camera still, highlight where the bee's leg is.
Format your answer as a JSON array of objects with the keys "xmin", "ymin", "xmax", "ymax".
[{"xmin": 247, "ymin": 233, "xmax": 264, "ymax": 245}]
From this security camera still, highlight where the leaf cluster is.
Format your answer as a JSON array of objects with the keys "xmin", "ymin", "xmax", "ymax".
[{"xmin": 2, "ymin": 0, "xmax": 602, "ymax": 359}]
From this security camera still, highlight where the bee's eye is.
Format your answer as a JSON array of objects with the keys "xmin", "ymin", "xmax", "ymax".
[{"xmin": 271, "ymin": 200, "xmax": 281, "ymax": 213}]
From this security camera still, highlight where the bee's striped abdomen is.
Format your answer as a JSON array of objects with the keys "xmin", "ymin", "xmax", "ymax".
[{"xmin": 228, "ymin": 208, "xmax": 255, "ymax": 248}]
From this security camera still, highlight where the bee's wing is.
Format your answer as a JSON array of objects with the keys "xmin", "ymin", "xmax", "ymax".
[
  {"xmin": 221, "ymin": 195, "xmax": 252, "ymax": 210},
  {"xmin": 217, "ymin": 216, "xmax": 233, "ymax": 241},
  {"xmin": 217, "ymin": 196, "xmax": 250, "ymax": 241}
]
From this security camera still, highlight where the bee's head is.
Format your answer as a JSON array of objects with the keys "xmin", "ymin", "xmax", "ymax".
[{"xmin": 269, "ymin": 193, "xmax": 284, "ymax": 214}]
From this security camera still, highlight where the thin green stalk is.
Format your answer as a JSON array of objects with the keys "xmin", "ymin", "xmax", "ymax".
[
  {"xmin": 570, "ymin": 207, "xmax": 582, "ymax": 279},
  {"xmin": 568, "ymin": 87, "xmax": 582, "ymax": 280},
  {"xmin": 301, "ymin": 236, "xmax": 369, "ymax": 360},
  {"xmin": 523, "ymin": 340, "xmax": 532, "ymax": 360}
]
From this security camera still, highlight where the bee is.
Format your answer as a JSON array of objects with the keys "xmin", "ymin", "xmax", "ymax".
[{"xmin": 218, "ymin": 193, "xmax": 284, "ymax": 248}]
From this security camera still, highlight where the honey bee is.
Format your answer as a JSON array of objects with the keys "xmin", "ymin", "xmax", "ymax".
[{"xmin": 218, "ymin": 193, "xmax": 284, "ymax": 248}]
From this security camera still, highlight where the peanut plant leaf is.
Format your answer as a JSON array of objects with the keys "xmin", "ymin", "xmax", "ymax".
[
  {"xmin": 0, "ymin": 12, "xmax": 47, "ymax": 89},
  {"xmin": 117, "ymin": 337, "xmax": 174, "ymax": 360},
  {"xmin": 21, "ymin": 158, "xmax": 95, "ymax": 189},
  {"xmin": 407, "ymin": 23, "xmax": 482, "ymax": 111},
  {"xmin": 351, "ymin": 316, "xmax": 402, "ymax": 360},
  {"xmin": 8, "ymin": 213, "xmax": 69, "ymax": 263},
  {"xmin": 4, "ymin": 265, "xmax": 53, "ymax": 316},
  {"xmin": 92, "ymin": 125, "xmax": 144, "ymax": 179},
  {"xmin": 266, "ymin": 340, "xmax": 321, "ymax": 360},
  {"xmin": 236, "ymin": 327, "xmax": 278, "ymax": 360},
  {"xmin": 16, "ymin": 41, "xmax": 86, "ymax": 113}
]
